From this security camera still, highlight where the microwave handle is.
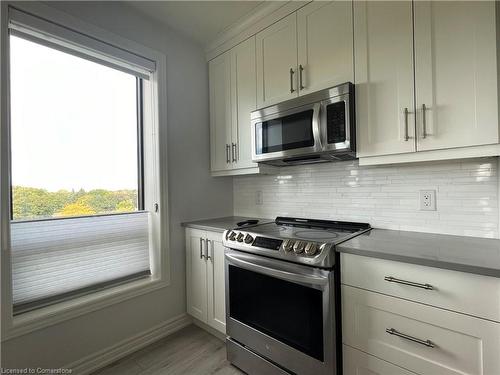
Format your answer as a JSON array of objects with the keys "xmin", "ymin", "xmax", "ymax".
[{"xmin": 312, "ymin": 103, "xmax": 322, "ymax": 150}]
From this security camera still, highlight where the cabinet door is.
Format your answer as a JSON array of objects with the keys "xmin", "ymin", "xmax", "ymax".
[
  {"xmin": 185, "ymin": 229, "xmax": 208, "ymax": 322},
  {"xmin": 414, "ymin": 1, "xmax": 499, "ymax": 151},
  {"xmin": 206, "ymin": 231, "xmax": 226, "ymax": 334},
  {"xmin": 343, "ymin": 286, "xmax": 500, "ymax": 375},
  {"xmin": 209, "ymin": 51, "xmax": 232, "ymax": 171},
  {"xmin": 256, "ymin": 13, "xmax": 298, "ymax": 108},
  {"xmin": 297, "ymin": 1, "xmax": 354, "ymax": 95},
  {"xmin": 343, "ymin": 345, "xmax": 417, "ymax": 375},
  {"xmin": 355, "ymin": 1, "xmax": 416, "ymax": 157},
  {"xmin": 231, "ymin": 37, "xmax": 258, "ymax": 170}
]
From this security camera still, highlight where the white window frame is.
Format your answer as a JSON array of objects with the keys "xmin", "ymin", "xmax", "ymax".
[{"xmin": 0, "ymin": 1, "xmax": 170, "ymax": 340}]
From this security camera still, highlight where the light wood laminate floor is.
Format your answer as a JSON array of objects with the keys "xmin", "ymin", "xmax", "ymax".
[{"xmin": 92, "ymin": 325, "xmax": 244, "ymax": 375}]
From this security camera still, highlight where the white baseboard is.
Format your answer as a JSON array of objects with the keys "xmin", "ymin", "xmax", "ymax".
[
  {"xmin": 191, "ymin": 317, "xmax": 226, "ymax": 342},
  {"xmin": 66, "ymin": 313, "xmax": 192, "ymax": 375}
]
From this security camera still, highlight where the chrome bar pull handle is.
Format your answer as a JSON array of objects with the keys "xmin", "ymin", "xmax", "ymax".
[
  {"xmin": 299, "ymin": 64, "xmax": 305, "ymax": 90},
  {"xmin": 289, "ymin": 68, "xmax": 295, "ymax": 93},
  {"xmin": 225, "ymin": 144, "xmax": 230, "ymax": 163},
  {"xmin": 199, "ymin": 238, "xmax": 205, "ymax": 259},
  {"xmin": 386, "ymin": 328, "xmax": 435, "ymax": 348},
  {"xmin": 384, "ymin": 276, "xmax": 433, "ymax": 290},
  {"xmin": 422, "ymin": 103, "xmax": 427, "ymax": 139},
  {"xmin": 206, "ymin": 239, "xmax": 212, "ymax": 261},
  {"xmin": 403, "ymin": 107, "xmax": 409, "ymax": 141},
  {"xmin": 231, "ymin": 143, "xmax": 237, "ymax": 162}
]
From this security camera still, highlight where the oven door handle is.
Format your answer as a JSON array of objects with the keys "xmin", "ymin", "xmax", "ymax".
[{"xmin": 225, "ymin": 252, "xmax": 329, "ymax": 287}]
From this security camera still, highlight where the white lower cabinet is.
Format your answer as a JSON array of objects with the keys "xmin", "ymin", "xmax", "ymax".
[
  {"xmin": 341, "ymin": 253, "xmax": 500, "ymax": 322},
  {"xmin": 186, "ymin": 229, "xmax": 208, "ymax": 322},
  {"xmin": 341, "ymin": 253, "xmax": 500, "ymax": 375},
  {"xmin": 185, "ymin": 228, "xmax": 226, "ymax": 334},
  {"xmin": 342, "ymin": 285, "xmax": 500, "ymax": 375},
  {"xmin": 343, "ymin": 345, "xmax": 417, "ymax": 375},
  {"xmin": 206, "ymin": 231, "xmax": 226, "ymax": 333}
]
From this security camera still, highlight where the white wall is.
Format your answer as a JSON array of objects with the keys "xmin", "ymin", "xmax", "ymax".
[
  {"xmin": 234, "ymin": 158, "xmax": 499, "ymax": 238},
  {"xmin": 1, "ymin": 0, "xmax": 233, "ymax": 369}
]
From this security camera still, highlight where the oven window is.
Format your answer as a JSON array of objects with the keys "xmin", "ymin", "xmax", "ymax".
[
  {"xmin": 326, "ymin": 101, "xmax": 346, "ymax": 144},
  {"xmin": 228, "ymin": 265, "xmax": 324, "ymax": 361},
  {"xmin": 255, "ymin": 110, "xmax": 314, "ymax": 154}
]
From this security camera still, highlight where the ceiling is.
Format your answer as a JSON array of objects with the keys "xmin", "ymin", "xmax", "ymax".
[{"xmin": 126, "ymin": 1, "xmax": 266, "ymax": 47}]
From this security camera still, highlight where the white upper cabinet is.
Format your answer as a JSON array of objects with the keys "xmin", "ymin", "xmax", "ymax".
[
  {"xmin": 209, "ymin": 0, "xmax": 500, "ymax": 167},
  {"xmin": 256, "ymin": 2, "xmax": 355, "ymax": 108},
  {"xmin": 414, "ymin": 1, "xmax": 499, "ymax": 151},
  {"xmin": 356, "ymin": 0, "xmax": 500, "ymax": 163},
  {"xmin": 355, "ymin": 1, "xmax": 416, "ymax": 157},
  {"xmin": 209, "ymin": 51, "xmax": 232, "ymax": 172},
  {"xmin": 209, "ymin": 37, "xmax": 272, "ymax": 176},
  {"xmin": 231, "ymin": 37, "xmax": 258, "ymax": 170},
  {"xmin": 256, "ymin": 13, "xmax": 298, "ymax": 108},
  {"xmin": 297, "ymin": 1, "xmax": 354, "ymax": 95}
]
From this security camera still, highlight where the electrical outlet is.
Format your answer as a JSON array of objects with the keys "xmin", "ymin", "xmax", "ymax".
[
  {"xmin": 419, "ymin": 190, "xmax": 436, "ymax": 211},
  {"xmin": 256, "ymin": 190, "xmax": 263, "ymax": 205}
]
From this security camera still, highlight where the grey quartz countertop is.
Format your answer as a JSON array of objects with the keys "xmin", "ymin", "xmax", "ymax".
[
  {"xmin": 181, "ymin": 216, "xmax": 270, "ymax": 233},
  {"xmin": 337, "ymin": 229, "xmax": 500, "ymax": 278}
]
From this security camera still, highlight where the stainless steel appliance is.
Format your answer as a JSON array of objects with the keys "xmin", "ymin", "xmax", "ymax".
[
  {"xmin": 251, "ymin": 82, "xmax": 356, "ymax": 166},
  {"xmin": 223, "ymin": 217, "xmax": 371, "ymax": 375}
]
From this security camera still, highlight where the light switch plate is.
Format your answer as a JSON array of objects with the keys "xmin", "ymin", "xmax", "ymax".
[{"xmin": 419, "ymin": 190, "xmax": 436, "ymax": 211}]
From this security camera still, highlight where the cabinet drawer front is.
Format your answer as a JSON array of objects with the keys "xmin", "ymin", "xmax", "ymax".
[
  {"xmin": 341, "ymin": 253, "xmax": 500, "ymax": 322},
  {"xmin": 343, "ymin": 345, "xmax": 417, "ymax": 375},
  {"xmin": 342, "ymin": 286, "xmax": 500, "ymax": 375}
]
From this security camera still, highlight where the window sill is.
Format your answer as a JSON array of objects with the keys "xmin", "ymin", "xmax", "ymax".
[{"xmin": 2, "ymin": 275, "xmax": 169, "ymax": 341}]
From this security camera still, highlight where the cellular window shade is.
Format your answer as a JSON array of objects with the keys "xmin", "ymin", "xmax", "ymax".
[
  {"xmin": 10, "ymin": 212, "xmax": 151, "ymax": 314},
  {"xmin": 8, "ymin": 7, "xmax": 156, "ymax": 79}
]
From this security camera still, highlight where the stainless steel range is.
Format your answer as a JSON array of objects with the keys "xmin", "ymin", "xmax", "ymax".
[{"xmin": 223, "ymin": 217, "xmax": 371, "ymax": 375}]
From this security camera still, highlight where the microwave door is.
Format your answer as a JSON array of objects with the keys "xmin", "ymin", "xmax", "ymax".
[{"xmin": 252, "ymin": 104, "xmax": 322, "ymax": 163}]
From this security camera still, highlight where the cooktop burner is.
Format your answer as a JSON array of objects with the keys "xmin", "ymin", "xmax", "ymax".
[
  {"xmin": 222, "ymin": 216, "xmax": 371, "ymax": 268},
  {"xmin": 293, "ymin": 229, "xmax": 339, "ymax": 240}
]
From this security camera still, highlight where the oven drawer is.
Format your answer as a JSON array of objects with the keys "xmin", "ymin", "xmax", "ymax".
[
  {"xmin": 342, "ymin": 285, "xmax": 500, "ymax": 375},
  {"xmin": 341, "ymin": 253, "xmax": 500, "ymax": 322}
]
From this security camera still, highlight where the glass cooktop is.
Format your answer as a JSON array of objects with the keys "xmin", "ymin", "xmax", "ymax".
[{"xmin": 247, "ymin": 217, "xmax": 371, "ymax": 244}]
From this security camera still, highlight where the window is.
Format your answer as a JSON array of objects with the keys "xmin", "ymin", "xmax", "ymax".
[
  {"xmin": 4, "ymin": 7, "xmax": 162, "ymax": 316},
  {"xmin": 10, "ymin": 35, "xmax": 143, "ymax": 220}
]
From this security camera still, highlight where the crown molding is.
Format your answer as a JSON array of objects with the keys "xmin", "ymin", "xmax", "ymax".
[{"xmin": 205, "ymin": 1, "xmax": 311, "ymax": 61}]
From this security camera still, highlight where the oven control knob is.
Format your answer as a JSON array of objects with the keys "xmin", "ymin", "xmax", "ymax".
[
  {"xmin": 236, "ymin": 233, "xmax": 245, "ymax": 242},
  {"xmin": 293, "ymin": 241, "xmax": 305, "ymax": 254},
  {"xmin": 244, "ymin": 234, "xmax": 254, "ymax": 244},
  {"xmin": 304, "ymin": 242, "xmax": 318, "ymax": 256},
  {"xmin": 228, "ymin": 231, "xmax": 237, "ymax": 241},
  {"xmin": 283, "ymin": 239, "xmax": 294, "ymax": 252}
]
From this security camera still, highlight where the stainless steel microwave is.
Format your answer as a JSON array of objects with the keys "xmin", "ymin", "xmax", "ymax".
[{"xmin": 251, "ymin": 82, "xmax": 356, "ymax": 166}]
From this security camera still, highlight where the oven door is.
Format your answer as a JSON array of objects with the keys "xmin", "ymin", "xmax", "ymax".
[
  {"xmin": 251, "ymin": 103, "xmax": 322, "ymax": 163},
  {"xmin": 225, "ymin": 248, "xmax": 336, "ymax": 375}
]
